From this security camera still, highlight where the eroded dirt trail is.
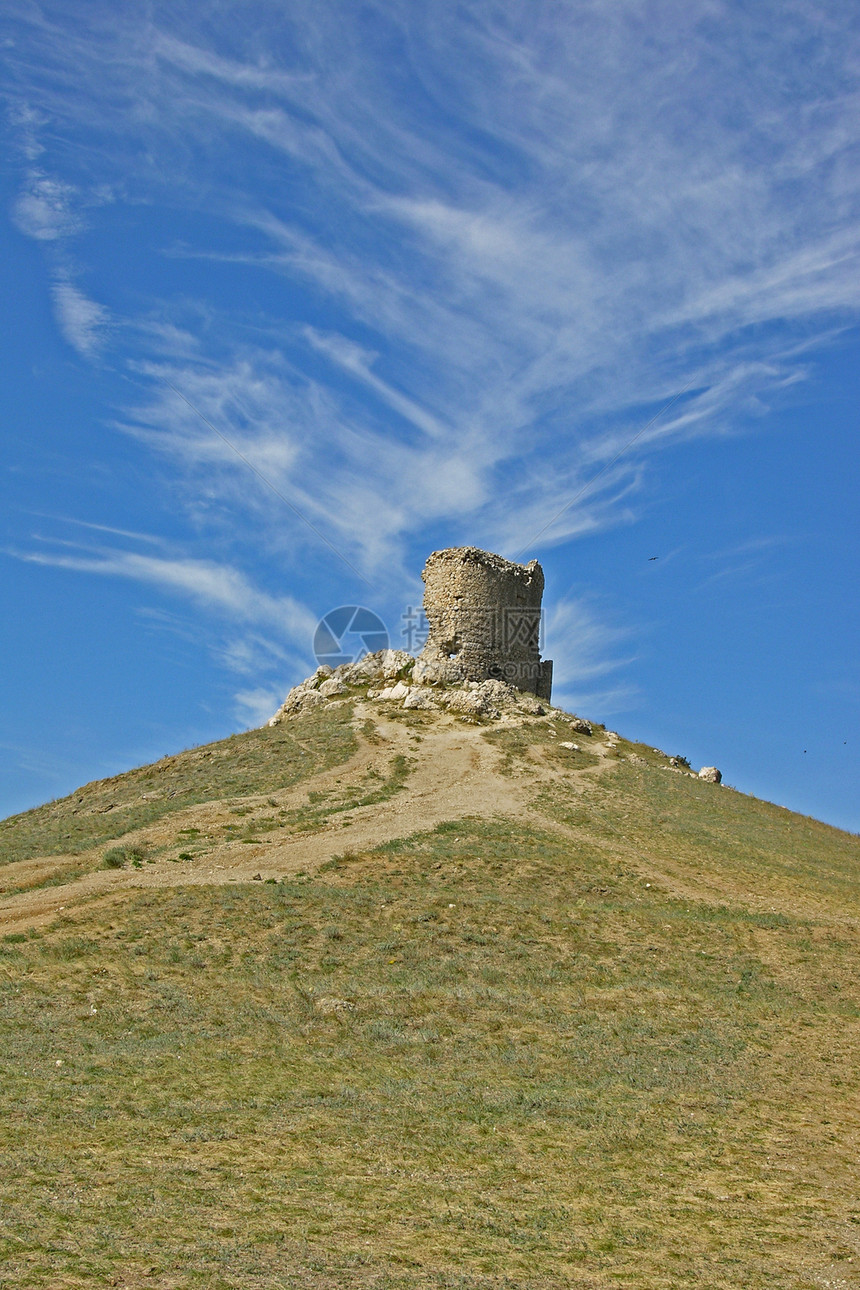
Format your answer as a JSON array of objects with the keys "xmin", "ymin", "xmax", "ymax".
[
  {"xmin": 153, "ymin": 705, "xmax": 535, "ymax": 882},
  {"xmin": 0, "ymin": 705, "xmax": 550, "ymax": 932},
  {"xmin": 2, "ymin": 698, "xmax": 747, "ymax": 936}
]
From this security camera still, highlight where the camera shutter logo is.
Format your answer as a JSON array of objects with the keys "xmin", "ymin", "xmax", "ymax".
[{"xmin": 313, "ymin": 606, "xmax": 389, "ymax": 668}]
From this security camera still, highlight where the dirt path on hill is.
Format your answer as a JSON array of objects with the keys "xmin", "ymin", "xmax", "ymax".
[
  {"xmin": 0, "ymin": 702, "xmax": 760, "ymax": 935},
  {"xmin": 145, "ymin": 704, "xmax": 535, "ymax": 882},
  {"xmin": 0, "ymin": 705, "xmax": 562, "ymax": 933}
]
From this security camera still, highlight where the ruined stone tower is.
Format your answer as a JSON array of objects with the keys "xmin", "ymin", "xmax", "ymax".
[{"xmin": 415, "ymin": 547, "xmax": 553, "ymax": 700}]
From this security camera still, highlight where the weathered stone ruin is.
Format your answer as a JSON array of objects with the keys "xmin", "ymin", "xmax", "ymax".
[
  {"xmin": 414, "ymin": 547, "xmax": 553, "ymax": 700},
  {"xmin": 268, "ymin": 546, "xmax": 553, "ymax": 726},
  {"xmin": 265, "ymin": 547, "xmax": 725, "ymax": 774}
]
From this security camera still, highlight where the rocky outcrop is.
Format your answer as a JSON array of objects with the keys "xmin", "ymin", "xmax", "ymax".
[
  {"xmin": 568, "ymin": 717, "xmax": 593, "ymax": 736},
  {"xmin": 266, "ymin": 652, "xmax": 728, "ymax": 785},
  {"xmin": 268, "ymin": 650, "xmax": 549, "ymax": 727},
  {"xmin": 268, "ymin": 650, "xmax": 413, "ymax": 722}
]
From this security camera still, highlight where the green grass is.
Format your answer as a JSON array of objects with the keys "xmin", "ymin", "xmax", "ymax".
[
  {"xmin": 102, "ymin": 843, "xmax": 146, "ymax": 869},
  {"xmin": 1, "ymin": 809, "xmax": 858, "ymax": 1288},
  {"xmin": 556, "ymin": 758, "xmax": 860, "ymax": 915},
  {"xmin": 142, "ymin": 753, "xmax": 416, "ymax": 861},
  {"xmin": 482, "ymin": 719, "xmax": 601, "ymax": 775},
  {"xmin": 274, "ymin": 753, "xmax": 415, "ymax": 833},
  {"xmin": 0, "ymin": 704, "xmax": 359, "ymax": 866},
  {"xmin": 1, "ymin": 701, "xmax": 858, "ymax": 1287},
  {"xmin": 0, "ymin": 859, "xmax": 95, "ymax": 898}
]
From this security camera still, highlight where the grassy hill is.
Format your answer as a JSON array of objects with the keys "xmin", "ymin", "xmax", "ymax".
[{"xmin": 1, "ymin": 688, "xmax": 858, "ymax": 1289}]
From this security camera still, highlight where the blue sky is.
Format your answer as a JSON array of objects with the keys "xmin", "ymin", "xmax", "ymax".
[{"xmin": 1, "ymin": 0, "xmax": 858, "ymax": 832}]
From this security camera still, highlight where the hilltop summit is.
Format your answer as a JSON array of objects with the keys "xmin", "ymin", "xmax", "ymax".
[{"xmin": 270, "ymin": 545, "xmax": 554, "ymax": 727}]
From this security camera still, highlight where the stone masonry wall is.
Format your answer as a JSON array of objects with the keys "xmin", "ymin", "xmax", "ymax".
[{"xmin": 415, "ymin": 547, "xmax": 553, "ymax": 700}]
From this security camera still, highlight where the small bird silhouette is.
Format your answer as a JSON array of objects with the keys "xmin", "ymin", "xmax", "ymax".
[{"xmin": 648, "ymin": 556, "xmax": 659, "ymax": 561}]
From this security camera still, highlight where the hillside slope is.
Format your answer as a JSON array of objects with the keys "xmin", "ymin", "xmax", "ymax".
[{"xmin": 1, "ymin": 660, "xmax": 858, "ymax": 1288}]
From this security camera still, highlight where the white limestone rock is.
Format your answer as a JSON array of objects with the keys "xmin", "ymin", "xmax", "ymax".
[
  {"xmin": 412, "ymin": 656, "xmax": 464, "ymax": 686},
  {"xmin": 403, "ymin": 688, "xmax": 436, "ymax": 710},
  {"xmin": 439, "ymin": 689, "xmax": 500, "ymax": 720},
  {"xmin": 268, "ymin": 681, "xmax": 326, "ymax": 724},
  {"xmin": 378, "ymin": 680, "xmax": 411, "ymax": 702},
  {"xmin": 568, "ymin": 717, "xmax": 593, "ymax": 735},
  {"xmin": 380, "ymin": 649, "xmax": 415, "ymax": 680},
  {"xmin": 475, "ymin": 679, "xmax": 518, "ymax": 706}
]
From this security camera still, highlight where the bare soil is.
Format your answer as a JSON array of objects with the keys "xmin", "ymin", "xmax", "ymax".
[{"xmin": 0, "ymin": 704, "xmax": 618, "ymax": 934}]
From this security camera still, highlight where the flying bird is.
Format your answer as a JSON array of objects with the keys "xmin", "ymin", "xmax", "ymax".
[{"xmin": 648, "ymin": 556, "xmax": 659, "ymax": 561}]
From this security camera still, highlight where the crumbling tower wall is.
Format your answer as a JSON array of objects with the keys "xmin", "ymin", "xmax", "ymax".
[{"xmin": 415, "ymin": 546, "xmax": 553, "ymax": 701}]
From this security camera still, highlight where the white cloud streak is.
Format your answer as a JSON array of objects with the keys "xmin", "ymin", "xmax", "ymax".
[
  {"xmin": 5, "ymin": 0, "xmax": 860, "ymax": 683},
  {"xmin": 11, "ymin": 545, "xmax": 317, "ymax": 643},
  {"xmin": 543, "ymin": 595, "xmax": 637, "ymax": 718},
  {"xmin": 12, "ymin": 170, "xmax": 82, "ymax": 240},
  {"xmin": 232, "ymin": 685, "xmax": 288, "ymax": 728},
  {"xmin": 51, "ymin": 279, "xmax": 109, "ymax": 355}
]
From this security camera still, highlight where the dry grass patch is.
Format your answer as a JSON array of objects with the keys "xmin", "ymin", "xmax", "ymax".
[
  {"xmin": 0, "ymin": 705, "xmax": 359, "ymax": 867},
  {"xmin": 2, "ymin": 812, "xmax": 858, "ymax": 1288}
]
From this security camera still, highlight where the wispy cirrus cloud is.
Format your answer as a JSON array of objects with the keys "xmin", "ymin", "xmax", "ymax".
[
  {"xmin": 540, "ymin": 595, "xmax": 637, "ymax": 718},
  {"xmin": 51, "ymin": 278, "xmax": 109, "ymax": 355},
  {"xmin": 11, "ymin": 542, "xmax": 316, "ymax": 642},
  {"xmin": 12, "ymin": 170, "xmax": 82, "ymax": 241},
  {"xmin": 4, "ymin": 0, "xmax": 860, "ymax": 687},
  {"xmin": 7, "ymin": 523, "xmax": 319, "ymax": 729},
  {"xmin": 232, "ymin": 685, "xmax": 289, "ymax": 728}
]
